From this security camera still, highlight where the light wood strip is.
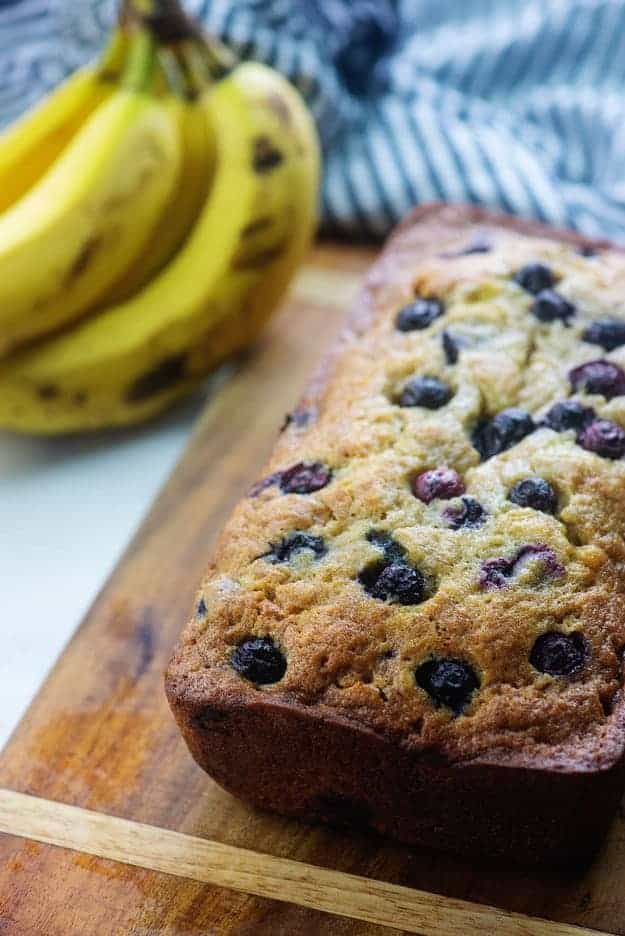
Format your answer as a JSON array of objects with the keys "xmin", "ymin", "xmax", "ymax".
[{"xmin": 0, "ymin": 789, "xmax": 610, "ymax": 936}]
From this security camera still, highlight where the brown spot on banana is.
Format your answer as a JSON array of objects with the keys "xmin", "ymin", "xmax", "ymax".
[
  {"xmin": 233, "ymin": 204, "xmax": 295, "ymax": 270},
  {"xmin": 230, "ymin": 237, "xmax": 289, "ymax": 272},
  {"xmin": 65, "ymin": 235, "xmax": 104, "ymax": 284},
  {"xmin": 183, "ymin": 86, "xmax": 200, "ymax": 103},
  {"xmin": 241, "ymin": 216, "xmax": 274, "ymax": 238},
  {"xmin": 28, "ymin": 229, "xmax": 115, "ymax": 318},
  {"xmin": 37, "ymin": 384, "xmax": 60, "ymax": 400},
  {"xmin": 125, "ymin": 353, "xmax": 188, "ymax": 403},
  {"xmin": 99, "ymin": 69, "xmax": 122, "ymax": 84},
  {"xmin": 252, "ymin": 136, "xmax": 284, "ymax": 173}
]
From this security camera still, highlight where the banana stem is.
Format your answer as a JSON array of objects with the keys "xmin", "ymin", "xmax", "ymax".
[
  {"xmin": 118, "ymin": 0, "xmax": 236, "ymax": 79},
  {"xmin": 179, "ymin": 41, "xmax": 215, "ymax": 93},
  {"xmin": 157, "ymin": 46, "xmax": 189, "ymax": 97},
  {"xmin": 97, "ymin": 27, "xmax": 128, "ymax": 80},
  {"xmin": 118, "ymin": 0, "xmax": 135, "ymax": 26},
  {"xmin": 194, "ymin": 34, "xmax": 236, "ymax": 79},
  {"xmin": 121, "ymin": 27, "xmax": 157, "ymax": 91},
  {"xmin": 120, "ymin": 0, "xmax": 198, "ymax": 42}
]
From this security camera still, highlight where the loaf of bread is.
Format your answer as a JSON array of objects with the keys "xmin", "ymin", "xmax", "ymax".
[{"xmin": 166, "ymin": 204, "xmax": 625, "ymax": 865}]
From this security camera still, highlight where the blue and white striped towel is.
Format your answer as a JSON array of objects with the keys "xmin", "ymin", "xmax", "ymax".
[{"xmin": 2, "ymin": 0, "xmax": 625, "ymax": 241}]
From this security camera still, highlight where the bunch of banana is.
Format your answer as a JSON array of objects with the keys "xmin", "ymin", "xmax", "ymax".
[{"xmin": 0, "ymin": 0, "xmax": 319, "ymax": 433}]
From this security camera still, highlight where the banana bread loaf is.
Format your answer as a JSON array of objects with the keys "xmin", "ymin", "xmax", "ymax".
[{"xmin": 166, "ymin": 204, "xmax": 625, "ymax": 865}]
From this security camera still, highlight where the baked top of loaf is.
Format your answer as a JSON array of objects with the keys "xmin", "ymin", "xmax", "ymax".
[{"xmin": 168, "ymin": 205, "xmax": 625, "ymax": 776}]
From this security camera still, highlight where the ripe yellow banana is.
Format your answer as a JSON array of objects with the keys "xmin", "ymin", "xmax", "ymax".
[
  {"xmin": 0, "ymin": 31, "xmax": 127, "ymax": 214},
  {"xmin": 0, "ymin": 61, "xmax": 319, "ymax": 433},
  {"xmin": 217, "ymin": 59, "xmax": 319, "ymax": 349},
  {"xmin": 0, "ymin": 30, "xmax": 182, "ymax": 357},
  {"xmin": 176, "ymin": 69, "xmax": 320, "ymax": 397},
  {"xmin": 103, "ymin": 48, "xmax": 216, "ymax": 303}
]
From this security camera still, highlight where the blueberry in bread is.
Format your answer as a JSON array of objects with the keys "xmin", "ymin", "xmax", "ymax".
[
  {"xmin": 395, "ymin": 297, "xmax": 444, "ymax": 331},
  {"xmin": 230, "ymin": 637, "xmax": 287, "ymax": 684},
  {"xmin": 412, "ymin": 467, "xmax": 465, "ymax": 503},
  {"xmin": 166, "ymin": 204, "xmax": 625, "ymax": 866},
  {"xmin": 442, "ymin": 495, "xmax": 486, "ymax": 529},
  {"xmin": 514, "ymin": 261, "xmax": 555, "ymax": 295},
  {"xmin": 508, "ymin": 477, "xmax": 557, "ymax": 514},
  {"xmin": 530, "ymin": 289, "xmax": 576, "ymax": 325},
  {"xmin": 583, "ymin": 317, "xmax": 625, "ymax": 351}
]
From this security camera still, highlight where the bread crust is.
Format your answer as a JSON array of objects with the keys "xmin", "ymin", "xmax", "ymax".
[{"xmin": 166, "ymin": 204, "xmax": 625, "ymax": 865}]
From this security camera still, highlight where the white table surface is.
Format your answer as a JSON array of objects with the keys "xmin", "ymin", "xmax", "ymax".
[{"xmin": 0, "ymin": 393, "xmax": 207, "ymax": 750}]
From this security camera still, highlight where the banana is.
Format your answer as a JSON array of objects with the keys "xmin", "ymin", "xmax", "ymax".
[
  {"xmin": 185, "ymin": 60, "xmax": 320, "ymax": 372},
  {"xmin": 103, "ymin": 46, "xmax": 216, "ymax": 303},
  {"xmin": 0, "ymin": 30, "xmax": 182, "ymax": 357},
  {"xmin": 0, "ymin": 62, "xmax": 319, "ymax": 433},
  {"xmin": 0, "ymin": 31, "xmax": 127, "ymax": 214},
  {"xmin": 218, "ymin": 60, "xmax": 320, "ymax": 348}
]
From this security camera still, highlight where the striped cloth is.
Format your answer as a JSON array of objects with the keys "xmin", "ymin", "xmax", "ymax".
[{"xmin": 2, "ymin": 0, "xmax": 625, "ymax": 241}]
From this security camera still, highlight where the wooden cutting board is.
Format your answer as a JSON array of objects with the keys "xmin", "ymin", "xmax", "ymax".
[{"xmin": 1, "ymin": 243, "xmax": 625, "ymax": 936}]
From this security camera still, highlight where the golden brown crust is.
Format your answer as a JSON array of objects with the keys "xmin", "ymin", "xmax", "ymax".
[{"xmin": 166, "ymin": 204, "xmax": 625, "ymax": 863}]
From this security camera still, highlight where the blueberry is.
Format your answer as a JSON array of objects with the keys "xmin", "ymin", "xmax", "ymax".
[
  {"xmin": 541, "ymin": 400, "xmax": 595, "ymax": 433},
  {"xmin": 264, "ymin": 532, "xmax": 327, "ymax": 563},
  {"xmin": 250, "ymin": 461, "xmax": 332, "ymax": 497},
  {"xmin": 442, "ymin": 496, "xmax": 486, "ymax": 529},
  {"xmin": 415, "ymin": 657, "xmax": 479, "ymax": 714},
  {"xmin": 479, "ymin": 544, "xmax": 563, "ymax": 589},
  {"xmin": 359, "ymin": 560, "xmax": 427, "ymax": 605},
  {"xmin": 512, "ymin": 544, "xmax": 564, "ymax": 580},
  {"xmin": 413, "ymin": 467, "xmax": 465, "ymax": 504},
  {"xmin": 366, "ymin": 529, "xmax": 406, "ymax": 563},
  {"xmin": 231, "ymin": 636, "xmax": 287, "ymax": 684},
  {"xmin": 398, "ymin": 376, "xmax": 452, "ymax": 409},
  {"xmin": 479, "ymin": 556, "xmax": 514, "ymax": 590},
  {"xmin": 530, "ymin": 632, "xmax": 587, "ymax": 677},
  {"xmin": 442, "ymin": 330, "xmax": 459, "ymax": 364},
  {"xmin": 395, "ymin": 298, "xmax": 444, "ymax": 332},
  {"xmin": 471, "ymin": 408, "xmax": 536, "ymax": 459},
  {"xmin": 569, "ymin": 359, "xmax": 625, "ymax": 400},
  {"xmin": 280, "ymin": 461, "xmax": 332, "ymax": 494},
  {"xmin": 514, "ymin": 262, "xmax": 555, "ymax": 295},
  {"xmin": 578, "ymin": 419, "xmax": 625, "ymax": 459},
  {"xmin": 531, "ymin": 289, "xmax": 575, "ymax": 324},
  {"xmin": 508, "ymin": 477, "xmax": 557, "ymax": 514},
  {"xmin": 373, "ymin": 564, "xmax": 426, "ymax": 604},
  {"xmin": 582, "ymin": 318, "xmax": 625, "ymax": 352}
]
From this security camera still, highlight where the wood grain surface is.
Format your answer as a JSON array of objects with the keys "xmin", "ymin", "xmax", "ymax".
[
  {"xmin": 1, "ymin": 242, "xmax": 625, "ymax": 935},
  {"xmin": 0, "ymin": 790, "xmax": 608, "ymax": 936}
]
